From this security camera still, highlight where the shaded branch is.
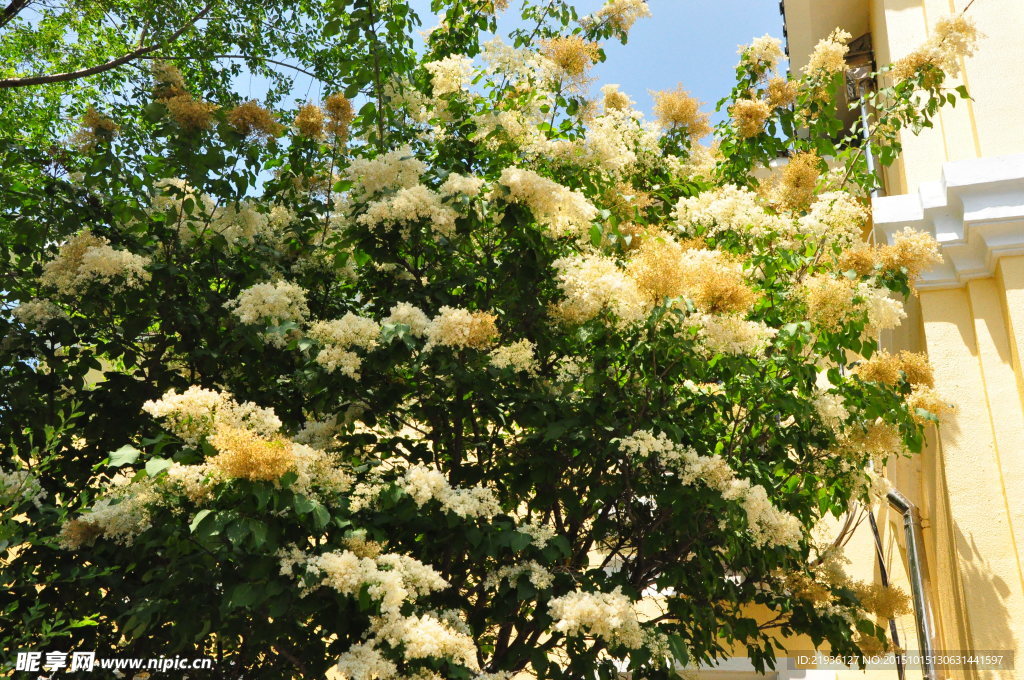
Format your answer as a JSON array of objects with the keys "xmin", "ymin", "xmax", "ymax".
[{"xmin": 0, "ymin": 1, "xmax": 215, "ymax": 89}]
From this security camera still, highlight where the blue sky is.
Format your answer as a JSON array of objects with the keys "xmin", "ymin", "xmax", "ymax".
[{"xmin": 267, "ymin": 1, "xmax": 785, "ymax": 124}]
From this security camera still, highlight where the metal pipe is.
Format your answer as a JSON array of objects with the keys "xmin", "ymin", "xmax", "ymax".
[
  {"xmin": 867, "ymin": 507, "xmax": 906, "ymax": 680},
  {"xmin": 859, "ymin": 97, "xmax": 884, "ymax": 200},
  {"xmin": 887, "ymin": 488, "xmax": 938, "ymax": 680}
]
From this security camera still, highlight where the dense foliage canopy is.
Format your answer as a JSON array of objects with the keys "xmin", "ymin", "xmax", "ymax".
[{"xmin": 1, "ymin": 1, "xmax": 976, "ymax": 677}]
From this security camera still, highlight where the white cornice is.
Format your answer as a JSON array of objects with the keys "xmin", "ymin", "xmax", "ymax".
[{"xmin": 872, "ymin": 154, "xmax": 1024, "ymax": 290}]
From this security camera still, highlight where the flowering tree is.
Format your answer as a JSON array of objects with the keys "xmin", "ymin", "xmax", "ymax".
[{"xmin": 0, "ymin": 2, "xmax": 977, "ymax": 678}]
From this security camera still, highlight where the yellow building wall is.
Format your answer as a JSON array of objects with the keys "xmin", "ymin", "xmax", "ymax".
[{"xmin": 780, "ymin": 2, "xmax": 1024, "ymax": 679}]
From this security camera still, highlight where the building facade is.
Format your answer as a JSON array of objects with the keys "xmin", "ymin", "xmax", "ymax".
[{"xmin": 773, "ymin": 1, "xmax": 1024, "ymax": 679}]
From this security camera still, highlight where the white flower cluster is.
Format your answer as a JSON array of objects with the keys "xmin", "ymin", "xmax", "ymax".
[
  {"xmin": 424, "ymin": 54, "xmax": 474, "ymax": 96},
  {"xmin": 674, "ymin": 185, "xmax": 784, "ymax": 238},
  {"xmin": 740, "ymin": 34, "xmax": 785, "ymax": 69},
  {"xmin": 371, "ymin": 613, "xmax": 479, "ymax": 670},
  {"xmin": 547, "ymin": 586, "xmax": 644, "ymax": 649},
  {"xmin": 440, "ymin": 173, "xmax": 485, "ymax": 198},
  {"xmin": 804, "ymin": 28, "xmax": 852, "ymax": 74},
  {"xmin": 384, "ymin": 301, "xmax": 430, "ymax": 337},
  {"xmin": 497, "ymin": 167, "xmax": 598, "ymax": 238},
  {"xmin": 518, "ymin": 520, "xmax": 557, "ymax": 548},
  {"xmin": 142, "ymin": 385, "xmax": 282, "ymax": 446},
  {"xmin": 399, "ymin": 464, "xmax": 501, "ymax": 518},
  {"xmin": 12, "ymin": 298, "xmax": 66, "ymax": 328},
  {"xmin": 335, "ymin": 642, "xmax": 398, "ymax": 680},
  {"xmin": 618, "ymin": 430, "xmax": 802, "ymax": 548},
  {"xmin": 307, "ymin": 313, "xmax": 382, "ymax": 379},
  {"xmin": 858, "ymin": 282, "xmax": 906, "ymax": 331},
  {"xmin": 293, "ymin": 415, "xmax": 341, "ymax": 450},
  {"xmin": 813, "ymin": 372, "xmax": 849, "ymax": 431},
  {"xmin": 550, "ymin": 254, "xmax": 649, "ymax": 325},
  {"xmin": 579, "ymin": 108, "xmax": 660, "ymax": 175},
  {"xmin": 797, "ymin": 192, "xmax": 866, "ymax": 247},
  {"xmin": 0, "ymin": 468, "xmax": 47, "ymax": 509},
  {"xmin": 480, "ymin": 37, "xmax": 556, "ymax": 87},
  {"xmin": 281, "ymin": 546, "xmax": 448, "ymax": 614},
  {"xmin": 282, "ymin": 545, "xmax": 480, "ymax": 675},
  {"xmin": 357, "ymin": 184, "xmax": 459, "ymax": 238},
  {"xmin": 73, "ymin": 480, "xmax": 159, "ymax": 546},
  {"xmin": 207, "ymin": 200, "xmax": 275, "ymax": 245},
  {"xmin": 152, "ymin": 180, "xmax": 279, "ymax": 246},
  {"xmin": 489, "ymin": 339, "xmax": 539, "ymax": 375},
  {"xmin": 346, "ymin": 145, "xmax": 426, "ymax": 197},
  {"xmin": 163, "ymin": 462, "xmax": 216, "ymax": 504},
  {"xmin": 40, "ymin": 231, "xmax": 151, "ymax": 295},
  {"xmin": 593, "ymin": 0, "xmax": 652, "ymax": 33},
  {"xmin": 722, "ymin": 480, "xmax": 803, "ymax": 549},
  {"xmin": 225, "ymin": 281, "xmax": 310, "ymax": 347},
  {"xmin": 484, "ymin": 560, "xmax": 555, "ymax": 590},
  {"xmin": 689, "ymin": 312, "xmax": 778, "ymax": 357},
  {"xmin": 290, "ymin": 443, "xmax": 355, "ymax": 499}
]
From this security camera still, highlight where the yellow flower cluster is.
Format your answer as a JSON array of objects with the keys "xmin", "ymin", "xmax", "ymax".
[
  {"xmin": 324, "ymin": 92, "xmax": 355, "ymax": 142},
  {"xmin": 541, "ymin": 36, "xmax": 601, "ymax": 82},
  {"xmin": 152, "ymin": 63, "xmax": 219, "ymax": 130},
  {"xmin": 294, "ymin": 103, "xmax": 325, "ymax": 138},
  {"xmin": 208, "ymin": 425, "xmax": 295, "ymax": 481},
  {"xmin": 907, "ymin": 387, "xmax": 956, "ymax": 425},
  {"xmin": 802, "ymin": 276, "xmax": 904, "ymax": 333},
  {"xmin": 424, "ymin": 306, "xmax": 500, "ymax": 350},
  {"xmin": 730, "ymin": 97, "xmax": 771, "ymax": 138},
  {"xmin": 853, "ymin": 350, "xmax": 934, "ymax": 387},
  {"xmin": 839, "ymin": 228, "xmax": 941, "ymax": 282},
  {"xmin": 652, "ymin": 85, "xmax": 712, "ymax": 139},
  {"xmin": 72, "ymin": 106, "xmax": 119, "ymax": 148},
  {"xmin": 769, "ymin": 151, "xmax": 821, "ymax": 212},
  {"xmin": 227, "ymin": 100, "xmax": 282, "ymax": 139},
  {"xmin": 893, "ymin": 15, "xmax": 981, "ymax": 82},
  {"xmin": 766, "ymin": 77, "xmax": 798, "ymax": 108}
]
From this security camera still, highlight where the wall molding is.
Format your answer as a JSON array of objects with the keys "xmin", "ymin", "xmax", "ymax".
[{"xmin": 872, "ymin": 153, "xmax": 1024, "ymax": 290}]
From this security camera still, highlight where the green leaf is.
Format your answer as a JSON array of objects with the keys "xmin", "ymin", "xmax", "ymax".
[
  {"xmin": 108, "ymin": 445, "xmax": 141, "ymax": 467},
  {"xmin": 189, "ymin": 510, "xmax": 214, "ymax": 534},
  {"xmin": 145, "ymin": 458, "xmax": 172, "ymax": 477}
]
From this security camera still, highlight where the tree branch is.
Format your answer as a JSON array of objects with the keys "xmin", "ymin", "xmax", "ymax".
[
  {"xmin": 0, "ymin": 1, "xmax": 216, "ymax": 89},
  {"xmin": 0, "ymin": 0, "xmax": 30, "ymax": 30},
  {"xmin": 140, "ymin": 53, "xmax": 324, "ymax": 81}
]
